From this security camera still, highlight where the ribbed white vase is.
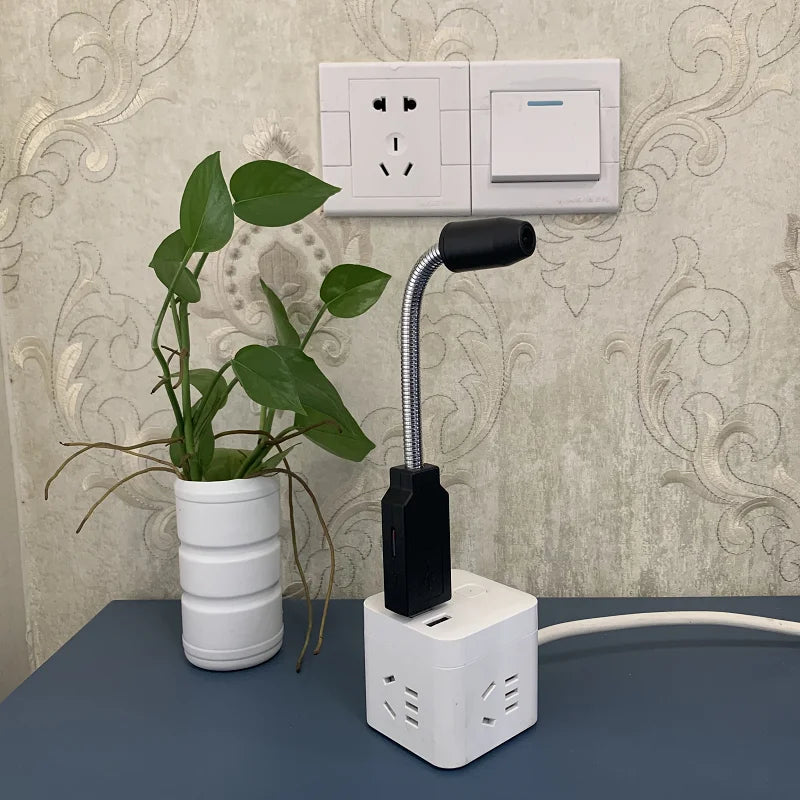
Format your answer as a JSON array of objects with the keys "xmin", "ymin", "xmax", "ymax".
[{"xmin": 174, "ymin": 476, "xmax": 283, "ymax": 671}]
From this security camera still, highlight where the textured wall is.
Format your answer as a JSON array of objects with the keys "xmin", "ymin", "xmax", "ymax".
[{"xmin": 3, "ymin": 0, "xmax": 800, "ymax": 667}]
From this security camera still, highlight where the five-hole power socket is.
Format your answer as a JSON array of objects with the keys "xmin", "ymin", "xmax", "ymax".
[{"xmin": 319, "ymin": 61, "xmax": 471, "ymax": 215}]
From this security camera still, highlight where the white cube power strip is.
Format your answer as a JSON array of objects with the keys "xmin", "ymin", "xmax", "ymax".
[{"xmin": 364, "ymin": 569, "xmax": 538, "ymax": 769}]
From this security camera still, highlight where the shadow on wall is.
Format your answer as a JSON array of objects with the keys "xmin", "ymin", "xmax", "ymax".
[{"xmin": 0, "ymin": 348, "xmax": 28, "ymax": 699}]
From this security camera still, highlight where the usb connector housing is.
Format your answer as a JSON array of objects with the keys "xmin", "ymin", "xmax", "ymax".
[{"xmin": 381, "ymin": 464, "xmax": 451, "ymax": 617}]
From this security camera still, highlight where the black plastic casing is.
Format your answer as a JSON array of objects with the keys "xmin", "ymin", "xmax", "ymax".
[
  {"xmin": 438, "ymin": 217, "xmax": 536, "ymax": 272},
  {"xmin": 381, "ymin": 464, "xmax": 452, "ymax": 617}
]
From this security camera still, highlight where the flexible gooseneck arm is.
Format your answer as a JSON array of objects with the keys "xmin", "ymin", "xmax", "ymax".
[
  {"xmin": 400, "ymin": 245, "xmax": 444, "ymax": 470},
  {"xmin": 399, "ymin": 217, "xmax": 536, "ymax": 472}
]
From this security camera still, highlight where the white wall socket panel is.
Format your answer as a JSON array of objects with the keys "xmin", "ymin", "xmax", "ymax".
[
  {"xmin": 319, "ymin": 61, "xmax": 471, "ymax": 216},
  {"xmin": 318, "ymin": 58, "xmax": 619, "ymax": 216}
]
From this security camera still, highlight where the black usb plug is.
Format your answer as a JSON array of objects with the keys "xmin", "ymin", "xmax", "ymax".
[{"xmin": 381, "ymin": 464, "xmax": 451, "ymax": 617}]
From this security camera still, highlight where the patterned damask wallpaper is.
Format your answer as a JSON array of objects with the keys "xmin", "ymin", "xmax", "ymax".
[{"xmin": 3, "ymin": 0, "xmax": 800, "ymax": 666}]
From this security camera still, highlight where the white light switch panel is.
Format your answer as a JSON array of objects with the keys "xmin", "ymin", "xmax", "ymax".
[
  {"xmin": 471, "ymin": 59, "xmax": 619, "ymax": 215},
  {"xmin": 491, "ymin": 90, "xmax": 601, "ymax": 182},
  {"xmin": 319, "ymin": 62, "xmax": 471, "ymax": 216}
]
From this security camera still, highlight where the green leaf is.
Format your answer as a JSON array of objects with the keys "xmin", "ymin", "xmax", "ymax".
[
  {"xmin": 204, "ymin": 448, "xmax": 249, "ymax": 481},
  {"xmin": 168, "ymin": 370, "xmax": 226, "ymax": 472},
  {"xmin": 263, "ymin": 346, "xmax": 374, "ymax": 462},
  {"xmin": 256, "ymin": 444, "xmax": 297, "ymax": 473},
  {"xmin": 320, "ymin": 264, "xmax": 391, "ymax": 318},
  {"xmin": 169, "ymin": 436, "xmax": 184, "ymax": 469},
  {"xmin": 232, "ymin": 344, "xmax": 306, "ymax": 413},
  {"xmin": 188, "ymin": 368, "xmax": 227, "ymax": 400},
  {"xmin": 149, "ymin": 230, "xmax": 200, "ymax": 303},
  {"xmin": 261, "ymin": 280, "xmax": 300, "ymax": 347},
  {"xmin": 169, "ymin": 420, "xmax": 214, "ymax": 472},
  {"xmin": 294, "ymin": 408, "xmax": 374, "ymax": 462},
  {"xmin": 229, "ymin": 160, "xmax": 340, "ymax": 227},
  {"xmin": 189, "ymin": 368, "xmax": 229, "ymax": 435},
  {"xmin": 233, "ymin": 344, "xmax": 374, "ymax": 462},
  {"xmin": 180, "ymin": 152, "xmax": 234, "ymax": 253}
]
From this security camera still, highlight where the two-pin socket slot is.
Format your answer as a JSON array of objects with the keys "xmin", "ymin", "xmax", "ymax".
[{"xmin": 372, "ymin": 96, "xmax": 417, "ymax": 112}]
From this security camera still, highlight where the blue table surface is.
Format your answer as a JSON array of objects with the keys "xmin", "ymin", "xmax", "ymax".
[{"xmin": 1, "ymin": 595, "xmax": 799, "ymax": 799}]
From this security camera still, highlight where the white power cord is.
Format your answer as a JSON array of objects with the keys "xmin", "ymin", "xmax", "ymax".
[{"xmin": 538, "ymin": 610, "xmax": 800, "ymax": 645}]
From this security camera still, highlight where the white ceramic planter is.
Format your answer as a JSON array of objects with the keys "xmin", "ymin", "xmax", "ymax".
[{"xmin": 174, "ymin": 476, "xmax": 283, "ymax": 671}]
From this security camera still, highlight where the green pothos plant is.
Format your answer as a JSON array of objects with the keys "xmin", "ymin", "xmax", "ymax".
[{"xmin": 47, "ymin": 152, "xmax": 390, "ymax": 670}]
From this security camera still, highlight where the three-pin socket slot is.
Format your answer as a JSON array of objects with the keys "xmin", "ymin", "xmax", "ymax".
[
  {"xmin": 504, "ymin": 674, "xmax": 519, "ymax": 713},
  {"xmin": 378, "ymin": 161, "xmax": 414, "ymax": 178},
  {"xmin": 404, "ymin": 686, "xmax": 419, "ymax": 728}
]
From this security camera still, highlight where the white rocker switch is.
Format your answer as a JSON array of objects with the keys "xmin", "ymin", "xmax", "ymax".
[{"xmin": 490, "ymin": 90, "xmax": 601, "ymax": 183}]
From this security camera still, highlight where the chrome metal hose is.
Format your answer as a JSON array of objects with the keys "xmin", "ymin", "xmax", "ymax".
[{"xmin": 400, "ymin": 244, "xmax": 444, "ymax": 470}]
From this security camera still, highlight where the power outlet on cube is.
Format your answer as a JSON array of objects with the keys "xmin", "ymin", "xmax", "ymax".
[
  {"xmin": 364, "ymin": 570, "xmax": 538, "ymax": 769},
  {"xmin": 319, "ymin": 62, "xmax": 470, "ymax": 216}
]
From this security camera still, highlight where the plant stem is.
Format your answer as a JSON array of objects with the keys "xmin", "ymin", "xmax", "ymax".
[
  {"xmin": 285, "ymin": 464, "xmax": 313, "ymax": 672},
  {"xmin": 279, "ymin": 420, "xmax": 339, "ymax": 442},
  {"xmin": 192, "ymin": 252, "xmax": 209, "ymax": 278},
  {"xmin": 223, "ymin": 376, "xmax": 239, "ymax": 401},
  {"xmin": 299, "ymin": 303, "xmax": 327, "ymax": 350},
  {"xmin": 150, "ymin": 371, "xmax": 181, "ymax": 394},
  {"xmin": 150, "ymin": 253, "xmax": 193, "ymax": 431},
  {"xmin": 76, "ymin": 467, "xmax": 175, "ymax": 534},
  {"xmin": 251, "ymin": 465, "xmax": 335, "ymax": 656},
  {"xmin": 236, "ymin": 408, "xmax": 277, "ymax": 478},
  {"xmin": 169, "ymin": 297, "xmax": 181, "ymax": 341},
  {"xmin": 285, "ymin": 462, "xmax": 335, "ymax": 656},
  {"xmin": 235, "ymin": 437, "xmax": 272, "ymax": 479},
  {"xmin": 178, "ymin": 299, "xmax": 201, "ymax": 481},
  {"xmin": 213, "ymin": 420, "xmax": 336, "ymax": 444},
  {"xmin": 262, "ymin": 408, "xmax": 276, "ymax": 439},
  {"xmin": 232, "ymin": 415, "xmax": 341, "ymax": 479},
  {"xmin": 256, "ymin": 407, "xmax": 276, "ymax": 446},
  {"xmin": 214, "ymin": 428, "xmax": 276, "ymax": 441},
  {"xmin": 46, "ymin": 438, "xmax": 180, "ymax": 499}
]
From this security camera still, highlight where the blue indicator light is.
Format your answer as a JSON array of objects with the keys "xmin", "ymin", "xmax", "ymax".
[{"xmin": 527, "ymin": 100, "xmax": 563, "ymax": 107}]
